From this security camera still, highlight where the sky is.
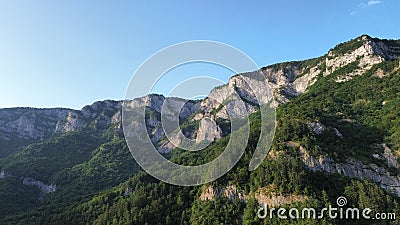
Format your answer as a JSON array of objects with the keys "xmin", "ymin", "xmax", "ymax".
[{"xmin": 0, "ymin": 0, "xmax": 399, "ymax": 109}]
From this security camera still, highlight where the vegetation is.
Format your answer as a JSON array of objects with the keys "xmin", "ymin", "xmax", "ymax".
[
  {"xmin": 329, "ymin": 36, "xmax": 366, "ymax": 56},
  {"xmin": 1, "ymin": 38, "xmax": 400, "ymax": 224}
]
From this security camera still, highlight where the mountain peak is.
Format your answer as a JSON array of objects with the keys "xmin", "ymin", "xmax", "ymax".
[{"xmin": 329, "ymin": 35, "xmax": 400, "ymax": 60}]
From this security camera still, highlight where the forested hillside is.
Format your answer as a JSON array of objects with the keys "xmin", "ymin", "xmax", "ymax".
[{"xmin": 1, "ymin": 35, "xmax": 400, "ymax": 224}]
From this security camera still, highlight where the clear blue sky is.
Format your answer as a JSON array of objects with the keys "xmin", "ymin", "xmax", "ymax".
[{"xmin": 0, "ymin": 0, "xmax": 398, "ymax": 109}]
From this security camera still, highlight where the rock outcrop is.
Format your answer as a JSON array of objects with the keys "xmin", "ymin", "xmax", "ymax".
[
  {"xmin": 298, "ymin": 146, "xmax": 400, "ymax": 196},
  {"xmin": 0, "ymin": 100, "xmax": 122, "ymax": 142},
  {"xmin": 259, "ymin": 35, "xmax": 400, "ymax": 102},
  {"xmin": 200, "ymin": 185, "xmax": 246, "ymax": 202},
  {"xmin": 0, "ymin": 108, "xmax": 73, "ymax": 140},
  {"xmin": 199, "ymin": 185, "xmax": 307, "ymax": 207},
  {"xmin": 196, "ymin": 117, "xmax": 221, "ymax": 143},
  {"xmin": 21, "ymin": 177, "xmax": 56, "ymax": 195},
  {"xmin": 0, "ymin": 170, "xmax": 11, "ymax": 179},
  {"xmin": 1, "ymin": 35, "xmax": 399, "ymax": 164},
  {"xmin": 55, "ymin": 111, "xmax": 85, "ymax": 133},
  {"xmin": 307, "ymin": 121, "xmax": 326, "ymax": 135},
  {"xmin": 326, "ymin": 35, "xmax": 400, "ymax": 82},
  {"xmin": 254, "ymin": 188, "xmax": 308, "ymax": 207}
]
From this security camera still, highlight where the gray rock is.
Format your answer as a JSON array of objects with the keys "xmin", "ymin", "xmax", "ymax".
[
  {"xmin": 199, "ymin": 185, "xmax": 246, "ymax": 202},
  {"xmin": 299, "ymin": 147, "xmax": 400, "ymax": 197},
  {"xmin": 196, "ymin": 117, "xmax": 221, "ymax": 143},
  {"xmin": 307, "ymin": 121, "xmax": 326, "ymax": 135},
  {"xmin": 382, "ymin": 144, "xmax": 399, "ymax": 168},
  {"xmin": 0, "ymin": 170, "xmax": 11, "ymax": 179},
  {"xmin": 21, "ymin": 177, "xmax": 56, "ymax": 195},
  {"xmin": 333, "ymin": 128, "xmax": 343, "ymax": 138}
]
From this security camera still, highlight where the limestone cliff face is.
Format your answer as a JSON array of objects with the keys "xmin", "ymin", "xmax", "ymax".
[
  {"xmin": 1, "ymin": 37, "xmax": 398, "ymax": 155},
  {"xmin": 262, "ymin": 63, "xmax": 319, "ymax": 104},
  {"xmin": 326, "ymin": 35, "xmax": 400, "ymax": 82},
  {"xmin": 0, "ymin": 108, "xmax": 73, "ymax": 140},
  {"xmin": 0, "ymin": 36, "xmax": 399, "ymax": 207},
  {"xmin": 55, "ymin": 111, "xmax": 85, "ymax": 133},
  {"xmin": 260, "ymin": 35, "xmax": 400, "ymax": 101},
  {"xmin": 201, "ymin": 145, "xmax": 400, "ymax": 203},
  {"xmin": 200, "ymin": 185, "xmax": 246, "ymax": 202},
  {"xmin": 298, "ymin": 146, "xmax": 400, "ymax": 197},
  {"xmin": 327, "ymin": 38, "xmax": 383, "ymax": 75},
  {"xmin": 1, "ymin": 36, "xmax": 399, "ymax": 166},
  {"xmin": 254, "ymin": 188, "xmax": 308, "ymax": 207},
  {"xmin": 195, "ymin": 73, "xmax": 265, "ymax": 120},
  {"xmin": 199, "ymin": 185, "xmax": 307, "ymax": 207},
  {"xmin": 0, "ymin": 172, "xmax": 56, "ymax": 198},
  {"xmin": 0, "ymin": 100, "xmax": 123, "ymax": 143},
  {"xmin": 22, "ymin": 177, "xmax": 56, "ymax": 195},
  {"xmin": 123, "ymin": 95, "xmax": 201, "ymax": 153},
  {"xmin": 195, "ymin": 118, "xmax": 221, "ymax": 143}
]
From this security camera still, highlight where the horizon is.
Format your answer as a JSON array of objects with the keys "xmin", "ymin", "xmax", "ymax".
[
  {"xmin": 0, "ymin": 34, "xmax": 398, "ymax": 110},
  {"xmin": 1, "ymin": 1, "xmax": 399, "ymax": 109}
]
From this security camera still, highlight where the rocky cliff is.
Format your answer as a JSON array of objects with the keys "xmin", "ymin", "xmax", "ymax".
[
  {"xmin": 298, "ymin": 145, "xmax": 400, "ymax": 196},
  {"xmin": 1, "ymin": 35, "xmax": 400, "ymax": 200},
  {"xmin": 2, "ymin": 36, "xmax": 399, "ymax": 157},
  {"xmin": 0, "ymin": 100, "xmax": 121, "ymax": 141}
]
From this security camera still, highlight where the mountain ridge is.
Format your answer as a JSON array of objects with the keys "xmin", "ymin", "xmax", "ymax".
[
  {"xmin": 1, "ymin": 35, "xmax": 400, "ymax": 224},
  {"xmin": 1, "ymin": 35, "xmax": 398, "ymax": 156}
]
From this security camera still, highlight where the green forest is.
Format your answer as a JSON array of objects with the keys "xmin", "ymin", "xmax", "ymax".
[{"xmin": 1, "ymin": 36, "xmax": 400, "ymax": 224}]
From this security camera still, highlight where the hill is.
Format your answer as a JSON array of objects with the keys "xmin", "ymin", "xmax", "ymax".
[{"xmin": 1, "ymin": 35, "xmax": 400, "ymax": 224}]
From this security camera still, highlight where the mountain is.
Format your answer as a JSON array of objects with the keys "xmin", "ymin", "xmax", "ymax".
[{"xmin": 0, "ymin": 35, "xmax": 400, "ymax": 224}]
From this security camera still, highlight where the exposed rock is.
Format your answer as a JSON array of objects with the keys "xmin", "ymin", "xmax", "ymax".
[
  {"xmin": 111, "ymin": 110, "xmax": 121, "ymax": 124},
  {"xmin": 255, "ymin": 187, "xmax": 307, "ymax": 207},
  {"xmin": 262, "ymin": 65, "xmax": 297, "ymax": 104},
  {"xmin": 124, "ymin": 95, "xmax": 203, "ymax": 153},
  {"xmin": 291, "ymin": 66, "xmax": 321, "ymax": 94},
  {"xmin": 200, "ymin": 185, "xmax": 219, "ymax": 201},
  {"xmin": 200, "ymin": 185, "xmax": 246, "ymax": 202},
  {"xmin": 123, "ymin": 187, "xmax": 132, "ymax": 196},
  {"xmin": 196, "ymin": 117, "xmax": 221, "ymax": 143},
  {"xmin": 333, "ymin": 128, "xmax": 343, "ymax": 138},
  {"xmin": 199, "ymin": 185, "xmax": 307, "ymax": 207},
  {"xmin": 198, "ymin": 75, "xmax": 260, "ymax": 119},
  {"xmin": 1, "ymin": 36, "xmax": 399, "ymax": 158},
  {"xmin": 298, "ymin": 146, "xmax": 400, "ymax": 196},
  {"xmin": 147, "ymin": 73, "xmax": 272, "ymax": 152},
  {"xmin": 340, "ymin": 118, "xmax": 357, "ymax": 123},
  {"xmin": 307, "ymin": 121, "xmax": 326, "ymax": 135},
  {"xmin": 0, "ymin": 170, "xmax": 11, "ymax": 179},
  {"xmin": 158, "ymin": 131, "xmax": 189, "ymax": 154},
  {"xmin": 21, "ymin": 177, "xmax": 56, "ymax": 195},
  {"xmin": 0, "ymin": 100, "xmax": 123, "ymax": 144},
  {"xmin": 374, "ymin": 68, "xmax": 388, "ymax": 78},
  {"xmin": 192, "ymin": 113, "xmax": 204, "ymax": 121},
  {"xmin": 55, "ymin": 111, "xmax": 85, "ymax": 133},
  {"xmin": 0, "ymin": 108, "xmax": 72, "ymax": 140},
  {"xmin": 327, "ymin": 40, "xmax": 383, "ymax": 76},
  {"xmin": 223, "ymin": 185, "xmax": 245, "ymax": 202},
  {"xmin": 382, "ymin": 144, "xmax": 400, "ymax": 169},
  {"xmin": 325, "ymin": 36, "xmax": 400, "ymax": 82}
]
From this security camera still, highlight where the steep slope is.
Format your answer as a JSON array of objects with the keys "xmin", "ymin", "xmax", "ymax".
[
  {"xmin": 0, "ymin": 100, "xmax": 121, "ymax": 158},
  {"xmin": 69, "ymin": 44, "xmax": 400, "ymax": 225},
  {"xmin": 1, "ymin": 36, "xmax": 398, "ymax": 157},
  {"xmin": 0, "ymin": 35, "xmax": 400, "ymax": 224}
]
